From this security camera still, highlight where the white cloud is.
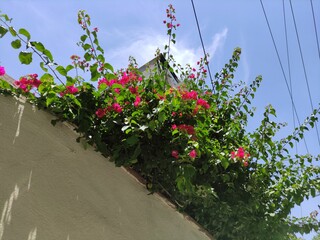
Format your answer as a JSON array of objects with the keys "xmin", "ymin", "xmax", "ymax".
[
  {"xmin": 108, "ymin": 28, "xmax": 228, "ymax": 70},
  {"xmin": 207, "ymin": 28, "xmax": 228, "ymax": 61}
]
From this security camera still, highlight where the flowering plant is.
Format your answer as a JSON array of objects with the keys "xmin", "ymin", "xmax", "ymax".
[{"xmin": 1, "ymin": 6, "xmax": 320, "ymax": 240}]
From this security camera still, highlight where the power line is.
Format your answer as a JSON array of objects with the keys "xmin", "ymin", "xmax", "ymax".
[
  {"xmin": 289, "ymin": 0, "xmax": 320, "ymax": 147},
  {"xmin": 190, "ymin": 0, "xmax": 215, "ymax": 93},
  {"xmin": 259, "ymin": 0, "xmax": 309, "ymax": 153},
  {"xmin": 310, "ymin": 0, "xmax": 320, "ymax": 60},
  {"xmin": 282, "ymin": 0, "xmax": 297, "ymax": 154}
]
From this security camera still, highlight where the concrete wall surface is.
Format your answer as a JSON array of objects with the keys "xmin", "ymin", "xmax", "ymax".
[{"xmin": 0, "ymin": 95, "xmax": 212, "ymax": 240}]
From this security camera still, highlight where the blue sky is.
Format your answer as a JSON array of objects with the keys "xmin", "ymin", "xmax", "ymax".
[{"xmin": 1, "ymin": 1, "xmax": 319, "ymax": 239}]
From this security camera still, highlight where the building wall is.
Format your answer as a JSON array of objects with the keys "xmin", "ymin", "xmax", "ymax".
[{"xmin": 0, "ymin": 95, "xmax": 212, "ymax": 240}]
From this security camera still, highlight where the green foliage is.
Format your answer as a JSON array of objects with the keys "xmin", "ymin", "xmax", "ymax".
[
  {"xmin": 313, "ymin": 232, "xmax": 320, "ymax": 240},
  {"xmin": 18, "ymin": 51, "xmax": 32, "ymax": 64},
  {"xmin": 1, "ymin": 7, "xmax": 320, "ymax": 240}
]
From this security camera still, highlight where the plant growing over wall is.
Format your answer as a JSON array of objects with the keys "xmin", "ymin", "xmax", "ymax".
[{"xmin": 0, "ymin": 6, "xmax": 320, "ymax": 239}]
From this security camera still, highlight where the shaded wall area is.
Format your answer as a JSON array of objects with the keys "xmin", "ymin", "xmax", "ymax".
[{"xmin": 0, "ymin": 95, "xmax": 212, "ymax": 240}]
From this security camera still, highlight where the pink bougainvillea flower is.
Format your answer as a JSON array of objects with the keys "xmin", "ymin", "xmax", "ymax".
[
  {"xmin": 230, "ymin": 147, "xmax": 250, "ymax": 165},
  {"xmin": 134, "ymin": 96, "xmax": 141, "ymax": 107},
  {"xmin": 0, "ymin": 66, "xmax": 6, "ymax": 76},
  {"xmin": 189, "ymin": 150, "xmax": 197, "ymax": 159},
  {"xmin": 177, "ymin": 124, "xmax": 195, "ymax": 136},
  {"xmin": 60, "ymin": 85, "xmax": 78, "ymax": 97},
  {"xmin": 157, "ymin": 94, "xmax": 165, "ymax": 100},
  {"xmin": 108, "ymin": 79, "xmax": 117, "ymax": 86},
  {"xmin": 98, "ymin": 78, "xmax": 109, "ymax": 89},
  {"xmin": 14, "ymin": 79, "xmax": 28, "ymax": 92},
  {"xmin": 236, "ymin": 147, "xmax": 245, "ymax": 158},
  {"xmin": 70, "ymin": 55, "xmax": 80, "ymax": 60},
  {"xmin": 119, "ymin": 72, "xmax": 129, "ymax": 85},
  {"xmin": 114, "ymin": 88, "xmax": 120, "ymax": 94},
  {"xmin": 129, "ymin": 86, "xmax": 138, "ymax": 95},
  {"xmin": 67, "ymin": 85, "xmax": 78, "ymax": 94},
  {"xmin": 189, "ymin": 73, "xmax": 195, "ymax": 79},
  {"xmin": 171, "ymin": 150, "xmax": 179, "ymax": 159},
  {"xmin": 112, "ymin": 103, "xmax": 122, "ymax": 113},
  {"xmin": 181, "ymin": 90, "xmax": 198, "ymax": 100},
  {"xmin": 32, "ymin": 79, "xmax": 42, "ymax": 88},
  {"xmin": 95, "ymin": 108, "xmax": 107, "ymax": 118},
  {"xmin": 14, "ymin": 74, "xmax": 42, "ymax": 92},
  {"xmin": 171, "ymin": 124, "xmax": 177, "ymax": 130},
  {"xmin": 196, "ymin": 98, "xmax": 210, "ymax": 109},
  {"xmin": 193, "ymin": 106, "xmax": 199, "ymax": 115}
]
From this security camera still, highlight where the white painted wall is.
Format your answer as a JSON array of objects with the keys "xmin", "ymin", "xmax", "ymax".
[{"xmin": 0, "ymin": 95, "xmax": 212, "ymax": 240}]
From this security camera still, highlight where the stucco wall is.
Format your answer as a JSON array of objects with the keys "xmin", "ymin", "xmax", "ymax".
[{"xmin": 0, "ymin": 95, "xmax": 212, "ymax": 240}]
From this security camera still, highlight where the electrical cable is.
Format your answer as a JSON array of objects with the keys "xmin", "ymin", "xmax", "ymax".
[
  {"xmin": 310, "ymin": 0, "xmax": 320, "ymax": 60},
  {"xmin": 282, "ymin": 0, "xmax": 298, "ymax": 154},
  {"xmin": 289, "ymin": 0, "xmax": 320, "ymax": 147},
  {"xmin": 190, "ymin": 0, "xmax": 215, "ymax": 93},
  {"xmin": 259, "ymin": 0, "xmax": 309, "ymax": 153}
]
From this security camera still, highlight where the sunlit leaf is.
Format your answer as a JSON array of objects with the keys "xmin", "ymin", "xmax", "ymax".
[
  {"xmin": 18, "ymin": 28, "xmax": 31, "ymax": 40},
  {"xmin": 19, "ymin": 51, "xmax": 33, "ymax": 64},
  {"xmin": 11, "ymin": 39, "xmax": 21, "ymax": 49}
]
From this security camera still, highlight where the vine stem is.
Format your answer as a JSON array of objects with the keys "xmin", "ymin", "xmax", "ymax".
[{"xmin": 0, "ymin": 18, "xmax": 65, "ymax": 86}]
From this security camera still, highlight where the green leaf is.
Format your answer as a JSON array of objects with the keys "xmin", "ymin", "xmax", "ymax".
[
  {"xmin": 148, "ymin": 120, "xmax": 156, "ymax": 131},
  {"xmin": 111, "ymin": 83, "xmax": 123, "ymax": 89},
  {"xmin": 0, "ymin": 14, "xmax": 11, "ymax": 21},
  {"xmin": 19, "ymin": 51, "xmax": 33, "ymax": 65},
  {"xmin": 30, "ymin": 41, "xmax": 45, "ymax": 52},
  {"xmin": 83, "ymin": 43, "xmax": 91, "ymax": 51},
  {"xmin": 158, "ymin": 111, "xmax": 167, "ymax": 123},
  {"xmin": 40, "ymin": 73, "xmax": 54, "ymax": 83},
  {"xmin": 221, "ymin": 158, "xmax": 230, "ymax": 169},
  {"xmin": 8, "ymin": 27, "xmax": 17, "ymax": 36},
  {"xmin": 18, "ymin": 28, "xmax": 31, "ymax": 40},
  {"xmin": 11, "ymin": 39, "xmax": 21, "ymax": 49},
  {"xmin": 56, "ymin": 66, "xmax": 67, "ymax": 76},
  {"xmin": 68, "ymin": 94, "xmax": 81, "ymax": 107},
  {"xmin": 90, "ymin": 63, "xmax": 99, "ymax": 81},
  {"xmin": 183, "ymin": 165, "xmax": 196, "ymax": 178},
  {"xmin": 65, "ymin": 64, "xmax": 74, "ymax": 72},
  {"xmin": 80, "ymin": 34, "xmax": 87, "ymax": 42},
  {"xmin": 46, "ymin": 92, "xmax": 57, "ymax": 106},
  {"xmin": 125, "ymin": 135, "xmax": 139, "ymax": 146},
  {"xmin": 0, "ymin": 79, "xmax": 12, "ymax": 90},
  {"xmin": 104, "ymin": 63, "xmax": 114, "ymax": 72},
  {"xmin": 43, "ymin": 49, "xmax": 53, "ymax": 62},
  {"xmin": 0, "ymin": 25, "xmax": 8, "ymax": 38},
  {"xmin": 40, "ymin": 62, "xmax": 48, "ymax": 72},
  {"xmin": 130, "ymin": 144, "xmax": 141, "ymax": 163},
  {"xmin": 84, "ymin": 52, "xmax": 92, "ymax": 61},
  {"xmin": 176, "ymin": 176, "xmax": 186, "ymax": 192}
]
